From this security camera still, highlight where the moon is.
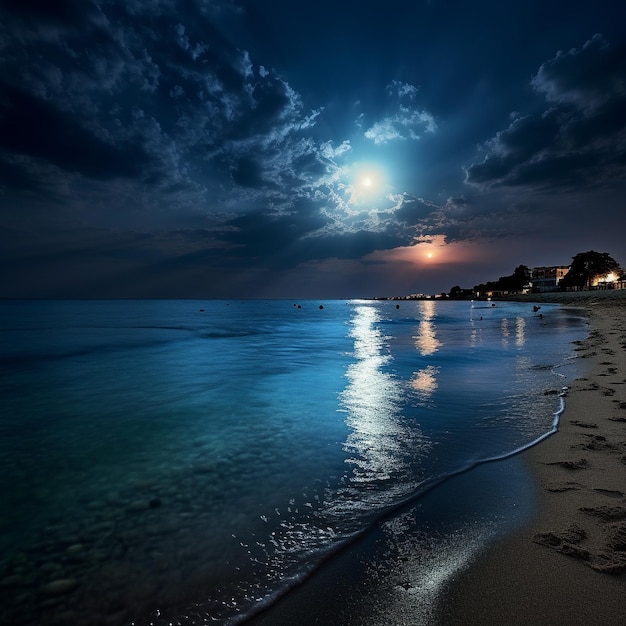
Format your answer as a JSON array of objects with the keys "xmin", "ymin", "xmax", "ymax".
[{"xmin": 348, "ymin": 164, "xmax": 386, "ymax": 204}]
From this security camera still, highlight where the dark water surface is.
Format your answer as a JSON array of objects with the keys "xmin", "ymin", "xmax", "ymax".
[{"xmin": 0, "ymin": 299, "xmax": 587, "ymax": 625}]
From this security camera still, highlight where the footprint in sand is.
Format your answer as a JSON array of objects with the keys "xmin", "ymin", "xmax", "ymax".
[
  {"xmin": 592, "ymin": 488, "xmax": 624, "ymax": 498},
  {"xmin": 547, "ymin": 458, "xmax": 590, "ymax": 470},
  {"xmin": 579, "ymin": 505, "xmax": 626, "ymax": 521},
  {"xmin": 545, "ymin": 482, "xmax": 582, "ymax": 493},
  {"xmin": 574, "ymin": 435, "xmax": 617, "ymax": 451},
  {"xmin": 569, "ymin": 420, "xmax": 598, "ymax": 429}
]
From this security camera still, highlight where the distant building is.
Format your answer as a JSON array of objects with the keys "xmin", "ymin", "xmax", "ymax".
[{"xmin": 531, "ymin": 266, "xmax": 569, "ymax": 292}]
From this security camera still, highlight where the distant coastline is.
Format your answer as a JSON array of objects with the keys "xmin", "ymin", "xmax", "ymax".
[{"xmin": 370, "ymin": 288, "xmax": 626, "ymax": 305}]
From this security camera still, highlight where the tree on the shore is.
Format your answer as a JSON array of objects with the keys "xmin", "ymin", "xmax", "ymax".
[
  {"xmin": 473, "ymin": 264, "xmax": 531, "ymax": 297},
  {"xmin": 508, "ymin": 264, "xmax": 532, "ymax": 291},
  {"xmin": 560, "ymin": 250, "xmax": 621, "ymax": 289}
]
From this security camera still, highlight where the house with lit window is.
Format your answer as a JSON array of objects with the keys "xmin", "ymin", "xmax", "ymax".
[{"xmin": 530, "ymin": 266, "xmax": 569, "ymax": 292}]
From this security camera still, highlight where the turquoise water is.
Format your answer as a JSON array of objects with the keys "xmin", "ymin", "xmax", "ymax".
[{"xmin": 0, "ymin": 299, "xmax": 587, "ymax": 625}]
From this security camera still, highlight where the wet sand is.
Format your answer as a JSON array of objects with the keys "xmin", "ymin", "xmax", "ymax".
[{"xmin": 441, "ymin": 290, "xmax": 626, "ymax": 625}]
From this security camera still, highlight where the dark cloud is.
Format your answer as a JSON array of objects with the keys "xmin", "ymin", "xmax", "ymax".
[
  {"xmin": 297, "ymin": 229, "xmax": 406, "ymax": 263},
  {"xmin": 217, "ymin": 206, "xmax": 330, "ymax": 262},
  {"xmin": 0, "ymin": 0, "xmax": 331, "ymax": 220},
  {"xmin": 0, "ymin": 0, "xmax": 97, "ymax": 27},
  {"xmin": 531, "ymin": 34, "xmax": 625, "ymax": 111},
  {"xmin": 393, "ymin": 196, "xmax": 438, "ymax": 224},
  {"xmin": 208, "ymin": 196, "xmax": 419, "ymax": 269},
  {"xmin": 230, "ymin": 156, "xmax": 265, "ymax": 187},
  {"xmin": 0, "ymin": 155, "xmax": 47, "ymax": 195},
  {"xmin": 0, "ymin": 84, "xmax": 150, "ymax": 180},
  {"xmin": 292, "ymin": 152, "xmax": 328, "ymax": 179},
  {"xmin": 229, "ymin": 77, "xmax": 295, "ymax": 139},
  {"xmin": 445, "ymin": 196, "xmax": 469, "ymax": 210},
  {"xmin": 466, "ymin": 35, "xmax": 626, "ymax": 191}
]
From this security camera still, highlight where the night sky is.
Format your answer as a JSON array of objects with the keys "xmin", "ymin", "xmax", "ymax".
[{"xmin": 1, "ymin": 0, "xmax": 625, "ymax": 298}]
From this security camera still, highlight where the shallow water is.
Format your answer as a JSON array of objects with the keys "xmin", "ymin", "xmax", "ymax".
[{"xmin": 0, "ymin": 299, "xmax": 587, "ymax": 625}]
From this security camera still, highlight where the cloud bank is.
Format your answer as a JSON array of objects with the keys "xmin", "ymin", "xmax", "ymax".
[{"xmin": 465, "ymin": 35, "xmax": 626, "ymax": 192}]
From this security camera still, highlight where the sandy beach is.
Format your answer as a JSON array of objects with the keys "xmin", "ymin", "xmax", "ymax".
[{"xmin": 441, "ymin": 290, "xmax": 626, "ymax": 625}]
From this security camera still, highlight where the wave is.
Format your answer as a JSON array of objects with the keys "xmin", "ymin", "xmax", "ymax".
[
  {"xmin": 233, "ymin": 385, "xmax": 569, "ymax": 625},
  {"xmin": 0, "ymin": 326, "xmax": 268, "ymax": 370}
]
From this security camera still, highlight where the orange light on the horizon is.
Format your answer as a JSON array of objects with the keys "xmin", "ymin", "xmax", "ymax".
[{"xmin": 364, "ymin": 237, "xmax": 488, "ymax": 270}]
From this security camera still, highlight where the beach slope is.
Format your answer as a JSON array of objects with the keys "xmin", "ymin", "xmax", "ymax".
[{"xmin": 441, "ymin": 292, "xmax": 626, "ymax": 625}]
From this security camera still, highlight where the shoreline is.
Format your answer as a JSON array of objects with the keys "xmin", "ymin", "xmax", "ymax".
[
  {"xmin": 441, "ymin": 291, "xmax": 626, "ymax": 624},
  {"xmin": 246, "ymin": 292, "xmax": 626, "ymax": 626}
]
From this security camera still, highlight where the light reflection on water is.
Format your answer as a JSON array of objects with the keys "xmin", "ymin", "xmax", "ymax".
[
  {"xmin": 338, "ymin": 305, "xmax": 430, "ymax": 507},
  {"xmin": 411, "ymin": 365, "xmax": 439, "ymax": 402},
  {"xmin": 411, "ymin": 300, "xmax": 441, "ymax": 404},
  {"xmin": 500, "ymin": 315, "xmax": 526, "ymax": 348},
  {"xmin": 413, "ymin": 300, "xmax": 442, "ymax": 356},
  {"xmin": 515, "ymin": 316, "xmax": 526, "ymax": 347}
]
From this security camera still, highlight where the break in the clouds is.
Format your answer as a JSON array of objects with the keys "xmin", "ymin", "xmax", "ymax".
[
  {"xmin": 465, "ymin": 34, "xmax": 626, "ymax": 192},
  {"xmin": 363, "ymin": 81, "xmax": 437, "ymax": 144},
  {"xmin": 1, "ymin": 1, "xmax": 625, "ymax": 298}
]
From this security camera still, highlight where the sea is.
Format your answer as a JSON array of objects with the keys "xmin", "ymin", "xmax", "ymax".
[{"xmin": 0, "ymin": 298, "xmax": 588, "ymax": 626}]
